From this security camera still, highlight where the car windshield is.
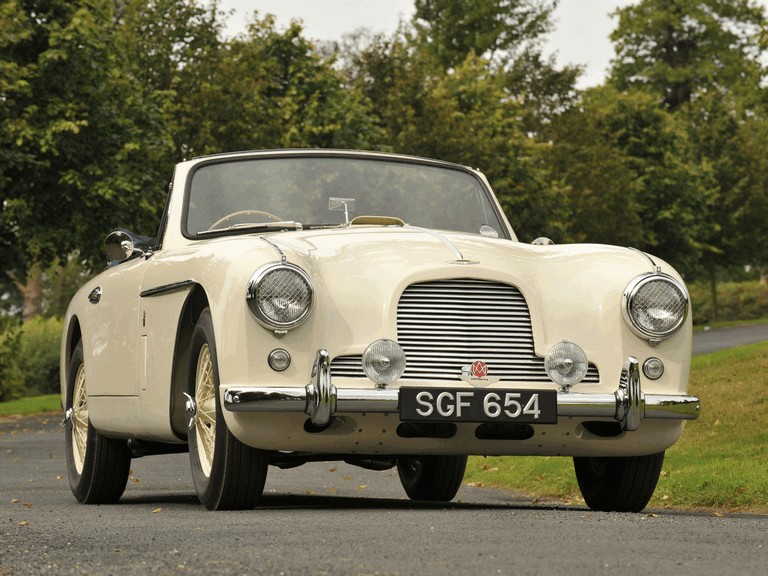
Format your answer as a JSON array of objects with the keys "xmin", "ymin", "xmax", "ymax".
[{"xmin": 185, "ymin": 156, "xmax": 507, "ymax": 238}]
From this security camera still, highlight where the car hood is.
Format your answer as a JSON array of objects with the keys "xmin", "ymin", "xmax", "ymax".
[
  {"xmin": 251, "ymin": 226, "xmax": 680, "ymax": 357},
  {"xmin": 266, "ymin": 226, "xmax": 662, "ymax": 283}
]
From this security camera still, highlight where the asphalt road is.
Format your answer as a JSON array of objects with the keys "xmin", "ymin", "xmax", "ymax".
[
  {"xmin": 1, "ymin": 325, "xmax": 766, "ymax": 575},
  {"xmin": 2, "ymin": 413, "xmax": 767, "ymax": 576},
  {"xmin": 692, "ymin": 323, "xmax": 768, "ymax": 355}
]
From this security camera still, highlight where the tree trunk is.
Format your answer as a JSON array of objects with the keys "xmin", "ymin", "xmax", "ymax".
[
  {"xmin": 14, "ymin": 263, "xmax": 44, "ymax": 322},
  {"xmin": 707, "ymin": 263, "xmax": 719, "ymax": 323}
]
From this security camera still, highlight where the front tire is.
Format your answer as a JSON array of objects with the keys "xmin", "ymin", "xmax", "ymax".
[
  {"xmin": 397, "ymin": 456, "xmax": 467, "ymax": 501},
  {"xmin": 573, "ymin": 452, "xmax": 665, "ymax": 512},
  {"xmin": 64, "ymin": 341, "xmax": 131, "ymax": 504},
  {"xmin": 188, "ymin": 309, "xmax": 269, "ymax": 510}
]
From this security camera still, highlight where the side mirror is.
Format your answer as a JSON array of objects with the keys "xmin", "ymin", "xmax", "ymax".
[{"xmin": 104, "ymin": 230, "xmax": 142, "ymax": 262}]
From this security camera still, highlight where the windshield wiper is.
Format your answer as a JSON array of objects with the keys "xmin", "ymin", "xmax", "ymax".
[{"xmin": 197, "ymin": 221, "xmax": 303, "ymax": 236}]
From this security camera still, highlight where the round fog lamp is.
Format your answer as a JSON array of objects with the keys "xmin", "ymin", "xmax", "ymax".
[
  {"xmin": 643, "ymin": 357, "xmax": 664, "ymax": 380},
  {"xmin": 362, "ymin": 339, "xmax": 406, "ymax": 388},
  {"xmin": 545, "ymin": 341, "xmax": 588, "ymax": 389},
  {"xmin": 268, "ymin": 349, "xmax": 291, "ymax": 372}
]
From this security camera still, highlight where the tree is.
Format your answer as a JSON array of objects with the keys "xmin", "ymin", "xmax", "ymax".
[
  {"xmin": 545, "ymin": 86, "xmax": 715, "ymax": 271},
  {"xmin": 338, "ymin": 3, "xmax": 578, "ymax": 241},
  {"xmin": 610, "ymin": 0, "xmax": 766, "ymax": 110},
  {"xmin": 608, "ymin": 0, "xmax": 768, "ymax": 316},
  {"xmin": 116, "ymin": 0, "xmax": 226, "ymax": 158},
  {"xmin": 413, "ymin": 0, "xmax": 555, "ymax": 70},
  {"xmin": 184, "ymin": 14, "xmax": 383, "ymax": 153},
  {"xmin": 1, "ymin": 0, "xmax": 173, "ymax": 318},
  {"xmin": 683, "ymin": 90, "xmax": 768, "ymax": 315}
]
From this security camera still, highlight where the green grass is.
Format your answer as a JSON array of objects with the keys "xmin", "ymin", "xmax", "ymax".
[
  {"xmin": 465, "ymin": 341, "xmax": 768, "ymax": 514},
  {"xmin": 0, "ymin": 394, "xmax": 61, "ymax": 416}
]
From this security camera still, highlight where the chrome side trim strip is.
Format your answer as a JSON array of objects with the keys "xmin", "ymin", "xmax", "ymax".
[
  {"xmin": 140, "ymin": 279, "xmax": 195, "ymax": 298},
  {"xmin": 224, "ymin": 351, "xmax": 700, "ymax": 429}
]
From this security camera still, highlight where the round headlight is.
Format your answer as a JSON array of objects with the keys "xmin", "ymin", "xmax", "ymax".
[
  {"xmin": 545, "ymin": 341, "xmax": 589, "ymax": 389},
  {"xmin": 362, "ymin": 339, "xmax": 406, "ymax": 388},
  {"xmin": 623, "ymin": 273, "xmax": 688, "ymax": 340},
  {"xmin": 246, "ymin": 263, "xmax": 314, "ymax": 331}
]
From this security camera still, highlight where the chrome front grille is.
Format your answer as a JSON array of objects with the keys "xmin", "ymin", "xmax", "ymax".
[{"xmin": 331, "ymin": 278, "xmax": 600, "ymax": 383}]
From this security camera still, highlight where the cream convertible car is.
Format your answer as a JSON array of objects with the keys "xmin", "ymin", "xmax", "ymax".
[{"xmin": 61, "ymin": 149, "xmax": 700, "ymax": 512}]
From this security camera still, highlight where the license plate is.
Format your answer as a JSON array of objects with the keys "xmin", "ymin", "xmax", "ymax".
[{"xmin": 399, "ymin": 388, "xmax": 557, "ymax": 424}]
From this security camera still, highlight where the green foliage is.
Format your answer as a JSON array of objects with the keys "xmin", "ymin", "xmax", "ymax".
[
  {"xmin": 0, "ymin": 325, "xmax": 24, "ymax": 402},
  {"xmin": 1, "ymin": 0, "xmax": 173, "ymax": 276},
  {"xmin": 0, "ymin": 317, "xmax": 63, "ymax": 401},
  {"xmin": 42, "ymin": 254, "xmax": 91, "ymax": 319},
  {"xmin": 689, "ymin": 281, "xmax": 768, "ymax": 325},
  {"xmin": 607, "ymin": 0, "xmax": 768, "ymax": 286},
  {"xmin": 340, "ymin": 22, "xmax": 571, "ymax": 241},
  {"xmin": 683, "ymin": 91, "xmax": 768, "ymax": 281},
  {"xmin": 544, "ymin": 86, "xmax": 716, "ymax": 272},
  {"xmin": 16, "ymin": 316, "xmax": 63, "ymax": 396},
  {"xmin": 413, "ymin": 0, "xmax": 556, "ymax": 70},
  {"xmin": 610, "ymin": 0, "xmax": 766, "ymax": 110}
]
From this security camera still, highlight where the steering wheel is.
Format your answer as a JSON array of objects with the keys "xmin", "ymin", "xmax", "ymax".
[{"xmin": 208, "ymin": 209, "xmax": 284, "ymax": 230}]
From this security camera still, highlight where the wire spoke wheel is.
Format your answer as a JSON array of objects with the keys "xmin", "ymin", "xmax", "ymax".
[
  {"xmin": 194, "ymin": 344, "xmax": 217, "ymax": 477},
  {"xmin": 188, "ymin": 309, "xmax": 269, "ymax": 510},
  {"xmin": 65, "ymin": 340, "xmax": 131, "ymax": 504},
  {"xmin": 70, "ymin": 364, "xmax": 89, "ymax": 475}
]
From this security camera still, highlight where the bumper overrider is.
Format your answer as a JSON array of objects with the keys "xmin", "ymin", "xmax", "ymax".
[{"xmin": 223, "ymin": 350, "xmax": 700, "ymax": 432}]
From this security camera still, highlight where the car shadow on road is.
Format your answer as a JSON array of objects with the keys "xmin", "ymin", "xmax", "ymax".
[
  {"xmin": 115, "ymin": 490, "xmax": 758, "ymax": 517},
  {"xmin": 115, "ymin": 490, "xmax": 599, "ymax": 514}
]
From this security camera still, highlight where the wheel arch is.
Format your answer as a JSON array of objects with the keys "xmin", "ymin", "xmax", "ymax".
[
  {"xmin": 169, "ymin": 284, "xmax": 210, "ymax": 439},
  {"xmin": 62, "ymin": 317, "xmax": 83, "ymax": 405}
]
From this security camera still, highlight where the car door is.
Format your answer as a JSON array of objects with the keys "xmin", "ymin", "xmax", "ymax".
[{"xmin": 82, "ymin": 257, "xmax": 149, "ymax": 399}]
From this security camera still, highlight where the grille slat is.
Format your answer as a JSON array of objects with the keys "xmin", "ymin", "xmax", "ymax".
[{"xmin": 331, "ymin": 278, "xmax": 600, "ymax": 383}]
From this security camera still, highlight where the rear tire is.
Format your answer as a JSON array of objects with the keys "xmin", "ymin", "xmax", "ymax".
[
  {"xmin": 188, "ymin": 309, "xmax": 269, "ymax": 510},
  {"xmin": 64, "ymin": 341, "xmax": 131, "ymax": 504},
  {"xmin": 573, "ymin": 452, "xmax": 665, "ymax": 512},
  {"xmin": 397, "ymin": 455, "xmax": 467, "ymax": 501}
]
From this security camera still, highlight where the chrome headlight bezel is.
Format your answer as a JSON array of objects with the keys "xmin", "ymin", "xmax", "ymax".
[
  {"xmin": 622, "ymin": 272, "xmax": 688, "ymax": 341},
  {"xmin": 246, "ymin": 263, "xmax": 314, "ymax": 332}
]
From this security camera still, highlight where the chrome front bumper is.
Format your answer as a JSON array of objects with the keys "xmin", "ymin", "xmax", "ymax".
[{"xmin": 223, "ymin": 350, "xmax": 700, "ymax": 431}]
